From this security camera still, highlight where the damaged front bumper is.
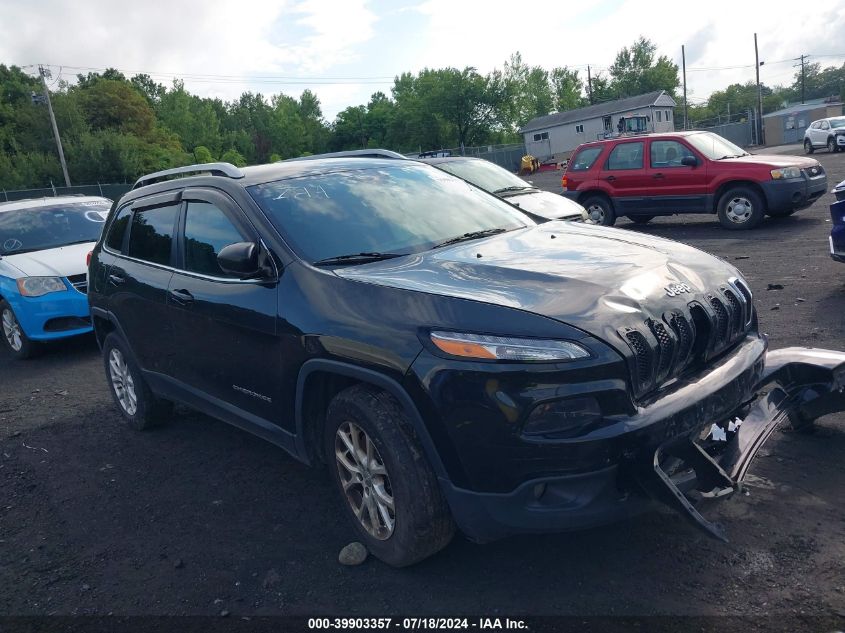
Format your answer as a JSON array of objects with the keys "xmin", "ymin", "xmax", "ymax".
[
  {"xmin": 637, "ymin": 347, "xmax": 845, "ymax": 541},
  {"xmin": 442, "ymin": 345, "xmax": 845, "ymax": 543}
]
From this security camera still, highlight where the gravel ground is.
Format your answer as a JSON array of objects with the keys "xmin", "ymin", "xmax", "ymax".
[{"xmin": 1, "ymin": 147, "xmax": 844, "ymax": 627}]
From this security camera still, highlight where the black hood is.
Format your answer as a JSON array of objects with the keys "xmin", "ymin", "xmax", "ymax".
[{"xmin": 336, "ymin": 222, "xmax": 746, "ymax": 348}]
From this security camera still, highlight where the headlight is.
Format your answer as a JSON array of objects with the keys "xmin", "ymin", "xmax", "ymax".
[
  {"xmin": 771, "ymin": 167, "xmax": 801, "ymax": 180},
  {"xmin": 430, "ymin": 331, "xmax": 591, "ymax": 361},
  {"xmin": 16, "ymin": 276, "xmax": 67, "ymax": 297}
]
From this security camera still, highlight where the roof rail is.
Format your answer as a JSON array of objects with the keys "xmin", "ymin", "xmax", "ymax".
[
  {"xmin": 133, "ymin": 162, "xmax": 245, "ymax": 190},
  {"xmin": 280, "ymin": 149, "xmax": 408, "ymax": 162}
]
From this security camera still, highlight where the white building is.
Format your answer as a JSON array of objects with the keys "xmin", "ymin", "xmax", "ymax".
[{"xmin": 520, "ymin": 90, "xmax": 677, "ymax": 160}]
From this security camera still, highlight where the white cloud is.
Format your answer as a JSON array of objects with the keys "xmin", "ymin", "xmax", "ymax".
[{"xmin": 0, "ymin": 0, "xmax": 843, "ymax": 121}]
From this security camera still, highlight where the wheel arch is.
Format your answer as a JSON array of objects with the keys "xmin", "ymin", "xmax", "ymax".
[
  {"xmin": 294, "ymin": 359, "xmax": 449, "ymax": 480},
  {"xmin": 577, "ymin": 189, "xmax": 614, "ymax": 207},
  {"xmin": 712, "ymin": 180, "xmax": 767, "ymax": 213}
]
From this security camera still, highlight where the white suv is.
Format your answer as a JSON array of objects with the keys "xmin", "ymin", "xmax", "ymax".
[{"xmin": 804, "ymin": 116, "xmax": 845, "ymax": 154}]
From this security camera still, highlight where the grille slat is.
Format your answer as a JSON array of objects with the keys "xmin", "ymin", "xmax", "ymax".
[
  {"xmin": 67, "ymin": 274, "xmax": 88, "ymax": 294},
  {"xmin": 647, "ymin": 319, "xmax": 674, "ymax": 383}
]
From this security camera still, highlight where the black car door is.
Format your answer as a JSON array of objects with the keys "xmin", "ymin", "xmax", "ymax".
[
  {"xmin": 101, "ymin": 192, "xmax": 179, "ymax": 375},
  {"xmin": 166, "ymin": 188, "xmax": 282, "ymax": 424}
]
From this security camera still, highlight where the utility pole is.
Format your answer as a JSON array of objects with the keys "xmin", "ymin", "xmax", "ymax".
[
  {"xmin": 587, "ymin": 65, "xmax": 593, "ymax": 105},
  {"xmin": 795, "ymin": 54, "xmax": 808, "ymax": 104},
  {"xmin": 682, "ymin": 45, "xmax": 688, "ymax": 130},
  {"xmin": 754, "ymin": 33, "xmax": 765, "ymax": 145},
  {"xmin": 38, "ymin": 65, "xmax": 71, "ymax": 187}
]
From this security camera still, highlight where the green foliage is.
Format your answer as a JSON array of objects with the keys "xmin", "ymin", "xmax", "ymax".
[
  {"xmin": 606, "ymin": 37, "xmax": 680, "ymax": 100},
  {"xmin": 193, "ymin": 145, "xmax": 214, "ymax": 163},
  {"xmin": 220, "ymin": 148, "xmax": 247, "ymax": 167}
]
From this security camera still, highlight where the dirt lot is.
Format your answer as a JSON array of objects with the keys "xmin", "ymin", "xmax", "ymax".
[{"xmin": 1, "ymin": 148, "xmax": 845, "ymax": 627}]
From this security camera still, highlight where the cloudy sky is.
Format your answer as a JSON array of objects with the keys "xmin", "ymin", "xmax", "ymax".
[{"xmin": 2, "ymin": 0, "xmax": 844, "ymax": 119}]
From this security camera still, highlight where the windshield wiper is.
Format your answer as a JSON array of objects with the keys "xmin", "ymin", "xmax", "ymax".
[
  {"xmin": 312, "ymin": 252, "xmax": 405, "ymax": 267},
  {"xmin": 432, "ymin": 227, "xmax": 509, "ymax": 249},
  {"xmin": 492, "ymin": 185, "xmax": 536, "ymax": 195}
]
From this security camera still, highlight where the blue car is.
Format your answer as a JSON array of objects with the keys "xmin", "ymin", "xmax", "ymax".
[
  {"xmin": 831, "ymin": 180, "xmax": 845, "ymax": 263},
  {"xmin": 0, "ymin": 196, "xmax": 111, "ymax": 359}
]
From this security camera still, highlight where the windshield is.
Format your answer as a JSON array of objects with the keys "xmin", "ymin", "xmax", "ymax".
[
  {"xmin": 830, "ymin": 118, "xmax": 845, "ymax": 129},
  {"xmin": 686, "ymin": 132, "xmax": 748, "ymax": 159},
  {"xmin": 247, "ymin": 163, "xmax": 533, "ymax": 264},
  {"xmin": 433, "ymin": 159, "xmax": 532, "ymax": 194},
  {"xmin": 0, "ymin": 200, "xmax": 111, "ymax": 256}
]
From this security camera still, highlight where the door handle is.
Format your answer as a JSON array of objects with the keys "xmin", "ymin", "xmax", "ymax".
[
  {"xmin": 108, "ymin": 272, "xmax": 125, "ymax": 285},
  {"xmin": 605, "ymin": 175, "xmax": 617, "ymax": 182},
  {"xmin": 653, "ymin": 173, "xmax": 665, "ymax": 179},
  {"xmin": 169, "ymin": 289, "xmax": 194, "ymax": 305}
]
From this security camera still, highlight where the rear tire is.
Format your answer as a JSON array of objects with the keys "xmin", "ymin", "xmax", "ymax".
[
  {"xmin": 629, "ymin": 215, "xmax": 654, "ymax": 225},
  {"xmin": 1, "ymin": 300, "xmax": 36, "ymax": 360},
  {"xmin": 582, "ymin": 195, "xmax": 616, "ymax": 226},
  {"xmin": 804, "ymin": 139, "xmax": 814, "ymax": 154},
  {"xmin": 717, "ymin": 187, "xmax": 765, "ymax": 230},
  {"xmin": 325, "ymin": 384, "xmax": 455, "ymax": 567},
  {"xmin": 102, "ymin": 332, "xmax": 172, "ymax": 430}
]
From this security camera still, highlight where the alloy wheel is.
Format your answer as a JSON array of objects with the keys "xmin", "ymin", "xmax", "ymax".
[
  {"xmin": 725, "ymin": 196, "xmax": 753, "ymax": 224},
  {"xmin": 108, "ymin": 348, "xmax": 138, "ymax": 416},
  {"xmin": 587, "ymin": 204, "xmax": 605, "ymax": 223},
  {"xmin": 1, "ymin": 308, "xmax": 22, "ymax": 352},
  {"xmin": 334, "ymin": 421, "xmax": 395, "ymax": 540}
]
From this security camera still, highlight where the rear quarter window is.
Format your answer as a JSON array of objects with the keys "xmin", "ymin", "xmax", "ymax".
[{"xmin": 568, "ymin": 147, "xmax": 603, "ymax": 171}]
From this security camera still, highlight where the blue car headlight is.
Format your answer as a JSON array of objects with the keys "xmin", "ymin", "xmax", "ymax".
[{"xmin": 16, "ymin": 276, "xmax": 67, "ymax": 297}]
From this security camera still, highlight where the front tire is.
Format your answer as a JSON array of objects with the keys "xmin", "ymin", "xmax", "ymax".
[
  {"xmin": 828, "ymin": 137, "xmax": 836, "ymax": 153},
  {"xmin": 1, "ymin": 300, "xmax": 35, "ymax": 360},
  {"xmin": 102, "ymin": 332, "xmax": 172, "ymax": 430},
  {"xmin": 804, "ymin": 139, "xmax": 814, "ymax": 154},
  {"xmin": 717, "ymin": 187, "xmax": 765, "ymax": 230},
  {"xmin": 582, "ymin": 195, "xmax": 616, "ymax": 226},
  {"xmin": 325, "ymin": 385, "xmax": 455, "ymax": 567}
]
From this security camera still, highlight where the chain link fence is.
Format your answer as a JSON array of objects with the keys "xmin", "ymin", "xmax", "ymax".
[
  {"xmin": 1, "ymin": 183, "xmax": 133, "ymax": 203},
  {"xmin": 408, "ymin": 143, "xmax": 527, "ymax": 172}
]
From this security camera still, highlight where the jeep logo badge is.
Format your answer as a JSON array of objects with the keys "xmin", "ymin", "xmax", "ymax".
[{"xmin": 665, "ymin": 282, "xmax": 692, "ymax": 297}]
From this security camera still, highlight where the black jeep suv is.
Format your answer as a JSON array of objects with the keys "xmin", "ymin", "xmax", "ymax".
[{"xmin": 88, "ymin": 159, "xmax": 845, "ymax": 566}]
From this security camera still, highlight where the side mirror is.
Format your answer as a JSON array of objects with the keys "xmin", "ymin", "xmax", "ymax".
[
  {"xmin": 217, "ymin": 242, "xmax": 260, "ymax": 278},
  {"xmin": 681, "ymin": 155, "xmax": 698, "ymax": 167}
]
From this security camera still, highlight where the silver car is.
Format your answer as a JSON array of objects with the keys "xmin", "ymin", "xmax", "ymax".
[{"xmin": 804, "ymin": 116, "xmax": 845, "ymax": 154}]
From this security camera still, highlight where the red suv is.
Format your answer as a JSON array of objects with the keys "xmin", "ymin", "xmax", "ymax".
[{"xmin": 562, "ymin": 131, "xmax": 827, "ymax": 230}]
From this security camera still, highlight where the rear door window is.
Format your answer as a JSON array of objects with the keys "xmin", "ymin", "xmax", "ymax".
[
  {"xmin": 605, "ymin": 142, "xmax": 644, "ymax": 170},
  {"xmin": 127, "ymin": 204, "xmax": 179, "ymax": 266},
  {"xmin": 569, "ymin": 147, "xmax": 603, "ymax": 171}
]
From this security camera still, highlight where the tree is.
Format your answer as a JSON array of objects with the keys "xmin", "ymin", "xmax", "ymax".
[
  {"xmin": 76, "ymin": 78, "xmax": 156, "ymax": 137},
  {"xmin": 193, "ymin": 145, "xmax": 214, "ymax": 163},
  {"xmin": 607, "ymin": 37, "xmax": 680, "ymax": 99},
  {"xmin": 550, "ymin": 67, "xmax": 584, "ymax": 111},
  {"xmin": 220, "ymin": 148, "xmax": 247, "ymax": 166}
]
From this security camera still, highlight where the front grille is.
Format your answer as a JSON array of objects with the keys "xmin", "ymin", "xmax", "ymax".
[
  {"xmin": 67, "ymin": 273, "xmax": 87, "ymax": 294},
  {"xmin": 620, "ymin": 286, "xmax": 753, "ymax": 399}
]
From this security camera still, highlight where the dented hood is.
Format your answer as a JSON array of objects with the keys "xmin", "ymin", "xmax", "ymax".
[{"xmin": 336, "ymin": 222, "xmax": 744, "ymax": 346}]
